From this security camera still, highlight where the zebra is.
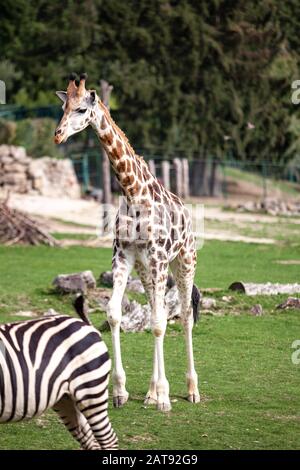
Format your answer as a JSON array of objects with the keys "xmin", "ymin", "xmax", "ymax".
[{"xmin": 0, "ymin": 296, "xmax": 118, "ymax": 450}]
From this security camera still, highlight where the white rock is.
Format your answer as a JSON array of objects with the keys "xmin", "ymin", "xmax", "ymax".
[
  {"xmin": 201, "ymin": 297, "xmax": 217, "ymax": 309},
  {"xmin": 29, "ymin": 157, "xmax": 81, "ymax": 198},
  {"xmin": 121, "ymin": 301, "xmax": 151, "ymax": 332}
]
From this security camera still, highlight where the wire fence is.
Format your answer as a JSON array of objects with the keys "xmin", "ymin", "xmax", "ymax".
[
  {"xmin": 1, "ymin": 105, "xmax": 299, "ymax": 200},
  {"xmin": 0, "ymin": 104, "xmax": 62, "ymax": 121},
  {"xmin": 68, "ymin": 148, "xmax": 300, "ymax": 201}
]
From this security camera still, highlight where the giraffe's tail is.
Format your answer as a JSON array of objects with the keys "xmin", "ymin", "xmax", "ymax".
[{"xmin": 192, "ymin": 284, "xmax": 201, "ymax": 323}]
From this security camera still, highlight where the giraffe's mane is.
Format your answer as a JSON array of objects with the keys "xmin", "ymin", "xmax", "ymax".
[{"xmin": 97, "ymin": 99, "xmax": 139, "ymax": 160}]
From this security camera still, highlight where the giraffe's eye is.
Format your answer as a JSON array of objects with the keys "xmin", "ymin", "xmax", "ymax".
[{"xmin": 76, "ymin": 108, "xmax": 87, "ymax": 114}]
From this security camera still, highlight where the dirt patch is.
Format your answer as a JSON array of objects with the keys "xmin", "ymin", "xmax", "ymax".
[
  {"xmin": 40, "ymin": 218, "xmax": 96, "ymax": 235},
  {"xmin": 4, "ymin": 191, "xmax": 298, "ymax": 246},
  {"xmin": 4, "ymin": 192, "xmax": 101, "ymax": 227},
  {"xmin": 12, "ymin": 311, "xmax": 39, "ymax": 318},
  {"xmin": 204, "ymin": 206, "xmax": 300, "ymax": 225},
  {"xmin": 275, "ymin": 260, "xmax": 300, "ymax": 265},
  {"xmin": 124, "ymin": 434, "xmax": 154, "ymax": 444},
  {"xmin": 203, "ymin": 231, "xmax": 275, "ymax": 244},
  {"xmin": 264, "ymin": 412, "xmax": 300, "ymax": 423}
]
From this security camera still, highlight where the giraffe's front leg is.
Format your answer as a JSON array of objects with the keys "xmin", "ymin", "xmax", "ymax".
[{"xmin": 107, "ymin": 247, "xmax": 134, "ymax": 407}]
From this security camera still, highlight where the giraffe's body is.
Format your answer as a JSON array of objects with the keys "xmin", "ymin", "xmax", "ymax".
[{"xmin": 55, "ymin": 74, "xmax": 201, "ymax": 411}]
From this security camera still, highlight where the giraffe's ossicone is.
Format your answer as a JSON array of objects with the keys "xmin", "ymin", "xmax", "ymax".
[{"xmin": 54, "ymin": 73, "xmax": 201, "ymax": 412}]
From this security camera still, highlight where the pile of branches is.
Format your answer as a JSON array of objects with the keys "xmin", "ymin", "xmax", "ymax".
[{"xmin": 0, "ymin": 200, "xmax": 58, "ymax": 246}]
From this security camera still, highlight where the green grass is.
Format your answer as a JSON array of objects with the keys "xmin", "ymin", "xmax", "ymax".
[
  {"xmin": 205, "ymin": 217, "xmax": 300, "ymax": 245},
  {"xmin": 0, "ymin": 241, "xmax": 299, "ymax": 449},
  {"xmin": 51, "ymin": 232, "xmax": 94, "ymax": 241}
]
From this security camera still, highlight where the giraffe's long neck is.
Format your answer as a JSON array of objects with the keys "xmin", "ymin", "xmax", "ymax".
[{"xmin": 92, "ymin": 100, "xmax": 154, "ymax": 202}]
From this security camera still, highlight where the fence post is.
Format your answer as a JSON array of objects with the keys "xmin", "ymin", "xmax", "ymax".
[
  {"xmin": 262, "ymin": 161, "xmax": 267, "ymax": 200},
  {"xmin": 182, "ymin": 158, "xmax": 190, "ymax": 198},
  {"xmin": 173, "ymin": 158, "xmax": 183, "ymax": 197},
  {"xmin": 222, "ymin": 162, "xmax": 227, "ymax": 201},
  {"xmin": 162, "ymin": 160, "xmax": 170, "ymax": 190},
  {"xmin": 148, "ymin": 159, "xmax": 156, "ymax": 176}
]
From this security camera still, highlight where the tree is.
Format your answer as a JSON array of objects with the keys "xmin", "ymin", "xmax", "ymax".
[{"xmin": 0, "ymin": 0, "xmax": 299, "ymax": 167}]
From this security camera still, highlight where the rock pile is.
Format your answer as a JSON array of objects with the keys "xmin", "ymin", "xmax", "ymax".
[
  {"xmin": 276, "ymin": 297, "xmax": 300, "ymax": 310},
  {"xmin": 0, "ymin": 145, "xmax": 80, "ymax": 198},
  {"xmin": 53, "ymin": 271, "xmax": 96, "ymax": 294},
  {"xmin": 231, "ymin": 198, "xmax": 300, "ymax": 217},
  {"xmin": 0, "ymin": 146, "xmax": 31, "ymax": 193}
]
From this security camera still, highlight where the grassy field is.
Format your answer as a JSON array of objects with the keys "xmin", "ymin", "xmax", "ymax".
[{"xmin": 0, "ymin": 241, "xmax": 299, "ymax": 450}]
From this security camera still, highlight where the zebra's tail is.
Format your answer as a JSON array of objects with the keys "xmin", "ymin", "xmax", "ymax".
[
  {"xmin": 191, "ymin": 284, "xmax": 201, "ymax": 323},
  {"xmin": 73, "ymin": 295, "xmax": 91, "ymax": 325}
]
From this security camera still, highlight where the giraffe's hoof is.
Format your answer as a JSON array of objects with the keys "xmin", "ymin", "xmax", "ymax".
[
  {"xmin": 187, "ymin": 393, "xmax": 201, "ymax": 403},
  {"xmin": 157, "ymin": 401, "xmax": 172, "ymax": 412},
  {"xmin": 144, "ymin": 395, "xmax": 157, "ymax": 406},
  {"xmin": 113, "ymin": 393, "xmax": 129, "ymax": 408}
]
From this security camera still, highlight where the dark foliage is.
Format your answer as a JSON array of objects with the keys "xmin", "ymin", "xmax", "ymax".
[{"xmin": 0, "ymin": 0, "xmax": 299, "ymax": 162}]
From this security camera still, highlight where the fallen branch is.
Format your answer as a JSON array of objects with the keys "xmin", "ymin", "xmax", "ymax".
[
  {"xmin": 229, "ymin": 281, "xmax": 300, "ymax": 296},
  {"xmin": 0, "ymin": 200, "xmax": 58, "ymax": 247}
]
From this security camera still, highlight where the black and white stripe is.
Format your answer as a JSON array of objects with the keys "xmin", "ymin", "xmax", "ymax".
[{"xmin": 0, "ymin": 312, "xmax": 118, "ymax": 450}]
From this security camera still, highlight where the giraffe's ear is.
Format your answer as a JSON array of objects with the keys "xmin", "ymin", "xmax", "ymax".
[
  {"xmin": 56, "ymin": 91, "xmax": 67, "ymax": 102},
  {"xmin": 89, "ymin": 90, "xmax": 97, "ymax": 105}
]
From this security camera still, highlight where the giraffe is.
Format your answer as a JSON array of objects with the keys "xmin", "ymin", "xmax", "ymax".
[{"xmin": 54, "ymin": 73, "xmax": 201, "ymax": 412}]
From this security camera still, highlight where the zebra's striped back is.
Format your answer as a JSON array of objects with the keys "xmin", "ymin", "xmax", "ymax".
[{"xmin": 0, "ymin": 315, "xmax": 118, "ymax": 450}]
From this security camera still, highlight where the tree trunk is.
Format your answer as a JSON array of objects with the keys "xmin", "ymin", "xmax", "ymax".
[
  {"xmin": 209, "ymin": 159, "xmax": 222, "ymax": 197},
  {"xmin": 209, "ymin": 159, "xmax": 217, "ymax": 196},
  {"xmin": 190, "ymin": 159, "xmax": 209, "ymax": 196}
]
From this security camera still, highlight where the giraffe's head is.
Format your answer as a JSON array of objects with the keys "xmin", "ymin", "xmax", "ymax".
[{"xmin": 54, "ymin": 73, "xmax": 99, "ymax": 144}]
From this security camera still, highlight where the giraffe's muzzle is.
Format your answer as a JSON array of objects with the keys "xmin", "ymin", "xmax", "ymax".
[{"xmin": 54, "ymin": 128, "xmax": 65, "ymax": 144}]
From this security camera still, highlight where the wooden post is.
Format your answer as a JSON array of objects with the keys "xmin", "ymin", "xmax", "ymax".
[
  {"xmin": 162, "ymin": 160, "xmax": 171, "ymax": 191},
  {"xmin": 100, "ymin": 80, "xmax": 113, "ymax": 205},
  {"xmin": 148, "ymin": 159, "xmax": 156, "ymax": 176},
  {"xmin": 173, "ymin": 158, "xmax": 183, "ymax": 197},
  {"xmin": 182, "ymin": 158, "xmax": 190, "ymax": 199}
]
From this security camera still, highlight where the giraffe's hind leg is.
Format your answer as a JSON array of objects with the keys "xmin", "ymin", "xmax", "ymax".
[
  {"xmin": 170, "ymin": 246, "xmax": 200, "ymax": 404},
  {"xmin": 53, "ymin": 394, "xmax": 101, "ymax": 450},
  {"xmin": 135, "ymin": 261, "xmax": 158, "ymax": 406}
]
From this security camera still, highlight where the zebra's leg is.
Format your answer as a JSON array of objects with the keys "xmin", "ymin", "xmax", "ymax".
[
  {"xmin": 135, "ymin": 261, "xmax": 158, "ymax": 405},
  {"xmin": 171, "ymin": 249, "xmax": 200, "ymax": 404},
  {"xmin": 77, "ymin": 387, "xmax": 118, "ymax": 450},
  {"xmin": 107, "ymin": 245, "xmax": 134, "ymax": 407},
  {"xmin": 53, "ymin": 394, "xmax": 100, "ymax": 450}
]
